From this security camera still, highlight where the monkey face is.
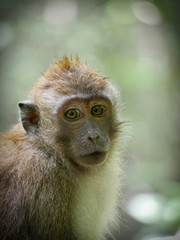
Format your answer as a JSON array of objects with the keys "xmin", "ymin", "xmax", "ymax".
[
  {"xmin": 18, "ymin": 58, "xmax": 121, "ymax": 168},
  {"xmin": 56, "ymin": 95, "xmax": 113, "ymax": 167}
]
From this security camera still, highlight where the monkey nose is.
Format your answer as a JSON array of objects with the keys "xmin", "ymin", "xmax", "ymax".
[{"xmin": 87, "ymin": 133, "xmax": 100, "ymax": 143}]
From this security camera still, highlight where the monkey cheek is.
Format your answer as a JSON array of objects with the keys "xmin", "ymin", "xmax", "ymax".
[{"xmin": 74, "ymin": 152, "xmax": 107, "ymax": 166}]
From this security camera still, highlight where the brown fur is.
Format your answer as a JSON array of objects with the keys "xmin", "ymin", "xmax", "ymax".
[
  {"xmin": 31, "ymin": 57, "xmax": 107, "ymax": 97},
  {"xmin": 0, "ymin": 57, "xmax": 122, "ymax": 240},
  {"xmin": 0, "ymin": 124, "xmax": 76, "ymax": 239}
]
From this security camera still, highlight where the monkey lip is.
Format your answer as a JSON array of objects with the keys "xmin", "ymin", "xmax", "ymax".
[{"xmin": 79, "ymin": 151, "xmax": 107, "ymax": 166}]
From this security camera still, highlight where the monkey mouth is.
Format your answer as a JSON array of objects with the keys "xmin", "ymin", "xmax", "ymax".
[{"xmin": 79, "ymin": 151, "xmax": 107, "ymax": 166}]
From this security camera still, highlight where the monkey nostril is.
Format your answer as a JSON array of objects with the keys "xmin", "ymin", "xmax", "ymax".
[{"xmin": 88, "ymin": 134, "xmax": 100, "ymax": 142}]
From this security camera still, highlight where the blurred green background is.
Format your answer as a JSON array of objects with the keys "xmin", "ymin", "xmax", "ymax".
[{"xmin": 0, "ymin": 0, "xmax": 180, "ymax": 239}]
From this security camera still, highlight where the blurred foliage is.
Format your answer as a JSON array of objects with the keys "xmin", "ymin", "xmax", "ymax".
[{"xmin": 0, "ymin": 0, "xmax": 180, "ymax": 239}]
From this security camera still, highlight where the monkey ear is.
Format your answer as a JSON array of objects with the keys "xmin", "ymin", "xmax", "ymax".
[{"xmin": 18, "ymin": 100, "xmax": 40, "ymax": 135}]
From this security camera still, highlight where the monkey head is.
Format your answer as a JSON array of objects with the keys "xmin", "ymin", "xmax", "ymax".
[{"xmin": 18, "ymin": 57, "xmax": 121, "ymax": 167}]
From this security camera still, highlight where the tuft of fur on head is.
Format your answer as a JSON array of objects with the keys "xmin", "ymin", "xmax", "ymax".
[{"xmin": 30, "ymin": 56, "xmax": 107, "ymax": 100}]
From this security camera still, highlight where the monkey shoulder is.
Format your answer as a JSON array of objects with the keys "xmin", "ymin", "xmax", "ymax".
[{"xmin": 0, "ymin": 124, "xmax": 48, "ymax": 182}]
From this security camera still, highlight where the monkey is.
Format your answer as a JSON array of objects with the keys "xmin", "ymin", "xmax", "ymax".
[{"xmin": 0, "ymin": 57, "xmax": 123, "ymax": 240}]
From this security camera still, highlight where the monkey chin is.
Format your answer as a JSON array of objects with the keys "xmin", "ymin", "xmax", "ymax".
[{"xmin": 75, "ymin": 151, "xmax": 107, "ymax": 166}]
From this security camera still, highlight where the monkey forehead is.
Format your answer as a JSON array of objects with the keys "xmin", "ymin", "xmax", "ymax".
[{"xmin": 40, "ymin": 83, "xmax": 119, "ymax": 114}]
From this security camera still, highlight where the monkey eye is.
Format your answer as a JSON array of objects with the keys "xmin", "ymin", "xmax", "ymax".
[
  {"xmin": 91, "ymin": 105, "xmax": 107, "ymax": 116},
  {"xmin": 65, "ymin": 109, "xmax": 80, "ymax": 120}
]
